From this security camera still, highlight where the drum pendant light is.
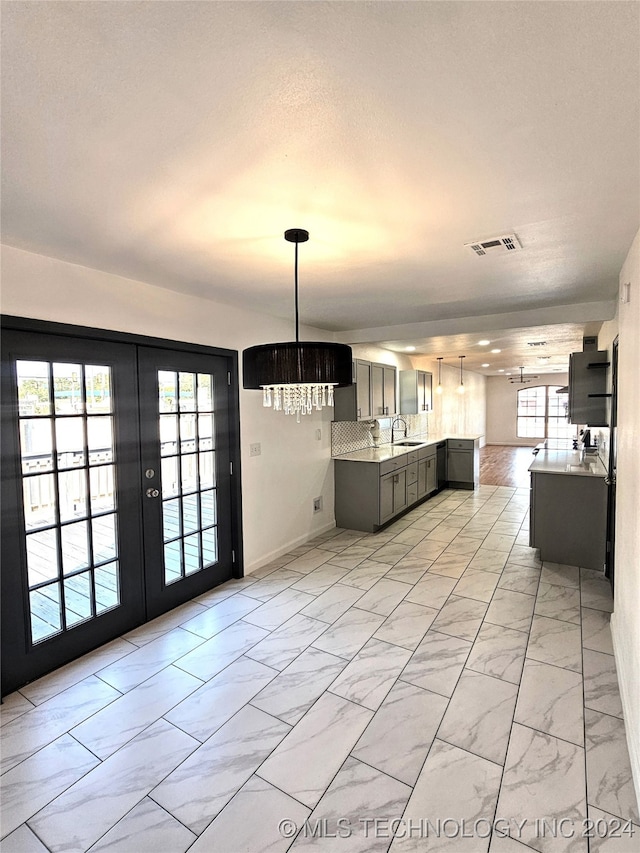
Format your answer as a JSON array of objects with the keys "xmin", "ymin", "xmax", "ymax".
[{"xmin": 242, "ymin": 229, "xmax": 352, "ymax": 420}]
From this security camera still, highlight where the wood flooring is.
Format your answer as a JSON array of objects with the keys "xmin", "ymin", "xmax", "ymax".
[{"xmin": 479, "ymin": 444, "xmax": 535, "ymax": 488}]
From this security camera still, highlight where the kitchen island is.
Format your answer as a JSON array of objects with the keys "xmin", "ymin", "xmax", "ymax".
[{"xmin": 529, "ymin": 449, "xmax": 608, "ymax": 570}]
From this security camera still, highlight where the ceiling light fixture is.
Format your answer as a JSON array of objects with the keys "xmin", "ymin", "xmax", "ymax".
[
  {"xmin": 509, "ymin": 366, "xmax": 539, "ymax": 384},
  {"xmin": 481, "ymin": 363, "xmax": 490, "ymax": 368},
  {"xmin": 491, "ymin": 349, "xmax": 501, "ymax": 354},
  {"xmin": 478, "ymin": 340, "xmax": 490, "ymax": 346},
  {"xmin": 457, "ymin": 355, "xmax": 466, "ymax": 394},
  {"xmin": 436, "ymin": 357, "xmax": 444, "ymax": 394},
  {"xmin": 242, "ymin": 229, "xmax": 352, "ymax": 420},
  {"xmin": 405, "ymin": 346, "xmax": 416, "ymax": 352}
]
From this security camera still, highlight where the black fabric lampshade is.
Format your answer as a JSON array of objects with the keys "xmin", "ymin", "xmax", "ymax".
[{"xmin": 243, "ymin": 341, "xmax": 353, "ymax": 389}]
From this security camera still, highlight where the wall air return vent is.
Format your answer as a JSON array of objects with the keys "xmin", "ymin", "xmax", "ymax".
[{"xmin": 465, "ymin": 234, "xmax": 521, "ymax": 256}]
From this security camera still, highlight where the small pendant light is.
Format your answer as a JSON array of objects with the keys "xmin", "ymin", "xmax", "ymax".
[
  {"xmin": 436, "ymin": 357, "xmax": 443, "ymax": 394},
  {"xmin": 242, "ymin": 230, "xmax": 353, "ymax": 420},
  {"xmin": 457, "ymin": 355, "xmax": 466, "ymax": 394}
]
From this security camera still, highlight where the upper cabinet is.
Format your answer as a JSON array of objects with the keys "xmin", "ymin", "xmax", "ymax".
[
  {"xmin": 371, "ymin": 362, "xmax": 397, "ymax": 417},
  {"xmin": 334, "ymin": 359, "xmax": 397, "ymax": 421},
  {"xmin": 399, "ymin": 370, "xmax": 432, "ymax": 415},
  {"xmin": 568, "ymin": 351, "xmax": 610, "ymax": 426}
]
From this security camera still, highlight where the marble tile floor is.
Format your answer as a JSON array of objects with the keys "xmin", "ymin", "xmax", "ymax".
[{"xmin": 1, "ymin": 486, "xmax": 638, "ymax": 853}]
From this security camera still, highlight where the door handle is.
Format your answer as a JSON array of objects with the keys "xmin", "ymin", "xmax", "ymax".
[{"xmin": 146, "ymin": 488, "xmax": 160, "ymax": 498}]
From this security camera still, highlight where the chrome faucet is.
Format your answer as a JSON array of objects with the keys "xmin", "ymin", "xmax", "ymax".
[{"xmin": 391, "ymin": 416, "xmax": 408, "ymax": 444}]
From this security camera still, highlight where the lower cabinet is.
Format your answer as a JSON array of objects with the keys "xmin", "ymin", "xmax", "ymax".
[
  {"xmin": 446, "ymin": 438, "xmax": 479, "ymax": 489},
  {"xmin": 529, "ymin": 471, "xmax": 607, "ymax": 570},
  {"xmin": 335, "ymin": 448, "xmax": 436, "ymax": 533},
  {"xmin": 380, "ymin": 468, "xmax": 407, "ymax": 524},
  {"xmin": 418, "ymin": 449, "xmax": 437, "ymax": 499}
]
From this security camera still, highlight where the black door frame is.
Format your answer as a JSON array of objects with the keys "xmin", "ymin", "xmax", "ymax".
[
  {"xmin": 605, "ymin": 336, "xmax": 618, "ymax": 591},
  {"xmin": 1, "ymin": 315, "xmax": 244, "ymax": 696}
]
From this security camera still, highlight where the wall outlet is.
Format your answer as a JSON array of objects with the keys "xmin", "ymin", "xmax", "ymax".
[
  {"xmin": 315, "ymin": 429, "xmax": 322, "ymax": 441},
  {"xmin": 313, "ymin": 496, "xmax": 323, "ymax": 513},
  {"xmin": 249, "ymin": 442, "xmax": 261, "ymax": 457}
]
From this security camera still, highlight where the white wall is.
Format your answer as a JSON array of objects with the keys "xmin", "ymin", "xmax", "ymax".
[
  {"xmin": 348, "ymin": 344, "xmax": 414, "ymax": 373},
  {"xmin": 609, "ymin": 228, "xmax": 640, "ymax": 806},
  {"xmin": 1, "ymin": 245, "xmax": 338, "ymax": 572},
  {"xmin": 415, "ymin": 357, "xmax": 487, "ymax": 443},
  {"xmin": 486, "ymin": 372, "xmax": 570, "ymax": 446}
]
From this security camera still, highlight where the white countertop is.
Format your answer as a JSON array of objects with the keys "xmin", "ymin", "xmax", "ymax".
[
  {"xmin": 333, "ymin": 434, "xmax": 481, "ymax": 463},
  {"xmin": 529, "ymin": 449, "xmax": 608, "ymax": 478}
]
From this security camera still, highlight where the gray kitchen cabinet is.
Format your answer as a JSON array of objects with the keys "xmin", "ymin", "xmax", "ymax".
[
  {"xmin": 417, "ymin": 446, "xmax": 437, "ymax": 499},
  {"xmin": 568, "ymin": 350, "xmax": 609, "ymax": 426},
  {"xmin": 334, "ymin": 452, "xmax": 415, "ymax": 533},
  {"xmin": 529, "ymin": 471, "xmax": 607, "ymax": 570},
  {"xmin": 446, "ymin": 438, "xmax": 479, "ymax": 490},
  {"xmin": 380, "ymin": 468, "xmax": 407, "ymax": 523},
  {"xmin": 334, "ymin": 359, "xmax": 373, "ymax": 421},
  {"xmin": 399, "ymin": 370, "xmax": 432, "ymax": 415},
  {"xmin": 372, "ymin": 363, "xmax": 397, "ymax": 417}
]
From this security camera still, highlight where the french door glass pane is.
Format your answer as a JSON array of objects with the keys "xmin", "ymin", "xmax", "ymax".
[
  {"xmin": 53, "ymin": 363, "xmax": 83, "ymax": 414},
  {"xmin": 23, "ymin": 474, "xmax": 56, "ymax": 529},
  {"xmin": 30, "ymin": 586, "xmax": 62, "ymax": 642},
  {"xmin": 17, "ymin": 360, "xmax": 51, "ymax": 415},
  {"xmin": 159, "ymin": 369, "xmax": 219, "ymax": 585},
  {"xmin": 61, "ymin": 521, "xmax": 89, "ymax": 574},
  {"xmin": 20, "ymin": 420, "xmax": 53, "ymax": 473},
  {"xmin": 16, "ymin": 360, "xmax": 122, "ymax": 644},
  {"xmin": 179, "ymin": 372, "xmax": 196, "ymax": 412},
  {"xmin": 85, "ymin": 365, "xmax": 112, "ymax": 413},
  {"xmin": 58, "ymin": 470, "xmax": 87, "ymax": 522},
  {"xmin": 55, "ymin": 418, "xmax": 85, "ymax": 469},
  {"xmin": 64, "ymin": 572, "xmax": 93, "ymax": 626},
  {"xmin": 95, "ymin": 562, "xmax": 119, "ymax": 613},
  {"xmin": 90, "ymin": 465, "xmax": 115, "ymax": 513}
]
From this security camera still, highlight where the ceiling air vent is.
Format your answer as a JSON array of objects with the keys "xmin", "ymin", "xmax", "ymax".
[
  {"xmin": 527, "ymin": 341, "xmax": 547, "ymax": 347},
  {"xmin": 465, "ymin": 234, "xmax": 521, "ymax": 256}
]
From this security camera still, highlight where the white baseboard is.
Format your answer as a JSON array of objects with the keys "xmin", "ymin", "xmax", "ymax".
[
  {"xmin": 610, "ymin": 612, "xmax": 640, "ymax": 816},
  {"xmin": 244, "ymin": 521, "xmax": 337, "ymax": 575}
]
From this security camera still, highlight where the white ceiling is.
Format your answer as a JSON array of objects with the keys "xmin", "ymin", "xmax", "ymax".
[{"xmin": 2, "ymin": 2, "xmax": 638, "ymax": 373}]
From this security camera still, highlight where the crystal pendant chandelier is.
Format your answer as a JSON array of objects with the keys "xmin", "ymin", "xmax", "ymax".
[{"xmin": 242, "ymin": 230, "xmax": 352, "ymax": 421}]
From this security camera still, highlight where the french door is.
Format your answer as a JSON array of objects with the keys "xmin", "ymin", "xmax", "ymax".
[{"xmin": 1, "ymin": 325, "xmax": 240, "ymax": 695}]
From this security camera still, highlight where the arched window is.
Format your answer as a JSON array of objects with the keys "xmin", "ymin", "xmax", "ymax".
[{"xmin": 516, "ymin": 385, "xmax": 575, "ymax": 440}]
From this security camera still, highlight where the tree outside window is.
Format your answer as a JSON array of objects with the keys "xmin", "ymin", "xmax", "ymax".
[{"xmin": 516, "ymin": 385, "xmax": 575, "ymax": 440}]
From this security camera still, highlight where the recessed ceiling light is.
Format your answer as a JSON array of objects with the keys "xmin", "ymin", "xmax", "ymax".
[
  {"xmin": 405, "ymin": 346, "xmax": 416, "ymax": 352},
  {"xmin": 481, "ymin": 363, "xmax": 490, "ymax": 368},
  {"xmin": 478, "ymin": 340, "xmax": 490, "ymax": 346},
  {"xmin": 491, "ymin": 349, "xmax": 501, "ymax": 353},
  {"xmin": 498, "ymin": 369, "xmax": 505, "ymax": 373},
  {"xmin": 506, "ymin": 372, "xmax": 512, "ymax": 376}
]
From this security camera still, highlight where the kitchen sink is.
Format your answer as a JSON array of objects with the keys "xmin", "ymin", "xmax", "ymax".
[{"xmin": 393, "ymin": 440, "xmax": 425, "ymax": 446}]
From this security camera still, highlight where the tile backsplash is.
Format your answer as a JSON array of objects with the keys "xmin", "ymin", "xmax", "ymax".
[{"xmin": 331, "ymin": 414, "xmax": 429, "ymax": 456}]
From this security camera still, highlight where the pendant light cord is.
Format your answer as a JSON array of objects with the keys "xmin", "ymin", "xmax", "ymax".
[{"xmin": 294, "ymin": 240, "xmax": 300, "ymax": 344}]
